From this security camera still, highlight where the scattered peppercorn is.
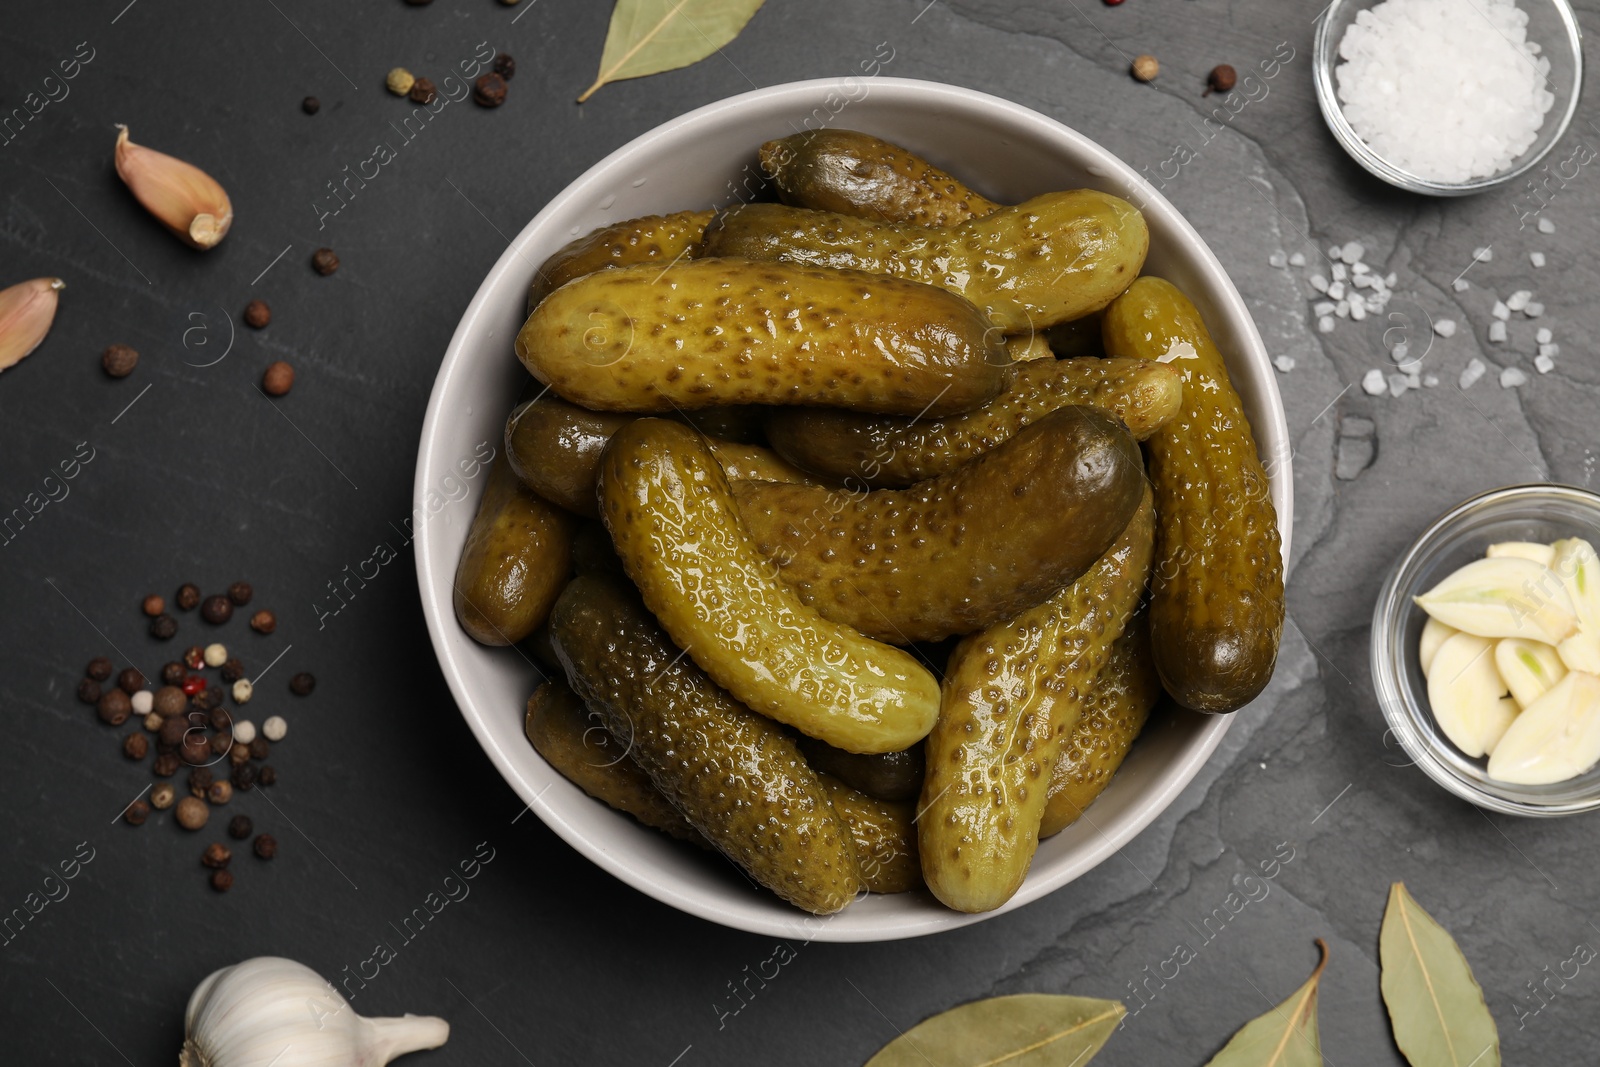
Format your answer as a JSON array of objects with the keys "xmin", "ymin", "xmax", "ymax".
[
  {"xmin": 143, "ymin": 711, "xmax": 163, "ymax": 732},
  {"xmin": 161, "ymin": 661, "xmax": 185, "ymax": 685},
  {"xmin": 202, "ymin": 842, "xmax": 232, "ymax": 869},
  {"xmin": 243, "ymin": 300, "xmax": 271, "ymax": 329},
  {"xmin": 233, "ymin": 678, "xmax": 254, "ymax": 704},
  {"xmin": 194, "ymin": 687, "xmax": 223, "ymax": 712},
  {"xmin": 204, "ymin": 643, "xmax": 228, "ymax": 668},
  {"xmin": 210, "ymin": 706, "xmax": 233, "ymax": 732},
  {"xmin": 493, "ymin": 53, "xmax": 516, "ymax": 80},
  {"xmin": 150, "ymin": 614, "xmax": 178, "ymax": 640},
  {"xmin": 123, "ymin": 733, "xmax": 149, "ymax": 760},
  {"xmin": 181, "ymin": 735, "xmax": 212, "ymax": 766},
  {"xmin": 409, "ymin": 77, "xmax": 437, "ymax": 105},
  {"xmin": 257, "ymin": 765, "xmax": 277, "ymax": 787},
  {"xmin": 188, "ymin": 768, "xmax": 214, "ymax": 797},
  {"xmin": 221, "ymin": 657, "xmax": 245, "ymax": 682},
  {"xmin": 254, "ymin": 834, "xmax": 277, "ymax": 860},
  {"xmin": 101, "ymin": 343, "xmax": 139, "ymax": 378},
  {"xmin": 125, "ymin": 800, "xmax": 150, "ymax": 826},
  {"xmin": 262, "ymin": 717, "xmax": 287, "ymax": 743},
  {"xmin": 1206, "ymin": 64, "xmax": 1237, "ymax": 96},
  {"xmin": 131, "ymin": 690, "xmax": 153, "ymax": 715},
  {"xmin": 250, "ymin": 736, "xmax": 271, "ymax": 761},
  {"xmin": 208, "ymin": 780, "xmax": 234, "ymax": 805},
  {"xmin": 228, "ymin": 815, "xmax": 254, "ymax": 839},
  {"xmin": 142, "ymin": 594, "xmax": 165, "ymax": 617},
  {"xmin": 182, "ymin": 675, "xmax": 207, "ymax": 696},
  {"xmin": 153, "ymin": 752, "xmax": 181, "ymax": 777},
  {"xmin": 473, "ymin": 72, "xmax": 508, "ymax": 108},
  {"xmin": 311, "ymin": 248, "xmax": 340, "ymax": 275},
  {"xmin": 184, "ymin": 646, "xmax": 205, "ymax": 670},
  {"xmin": 151, "ymin": 782, "xmax": 176, "ymax": 809},
  {"xmin": 210, "ymin": 730, "xmax": 232, "ymax": 756},
  {"xmin": 289, "ymin": 672, "xmax": 316, "ymax": 696},
  {"xmin": 224, "ymin": 582, "xmax": 252, "ymax": 608},
  {"xmin": 201, "ymin": 595, "xmax": 233, "ymax": 625},
  {"xmin": 210, "ymin": 869, "xmax": 234, "ymax": 892},
  {"xmin": 98, "ymin": 689, "xmax": 131, "ymax": 726},
  {"xmin": 117, "ymin": 667, "xmax": 145, "ymax": 694},
  {"xmin": 250, "ymin": 610, "xmax": 277, "ymax": 634},
  {"xmin": 1131, "ymin": 54, "xmax": 1160, "ymax": 82},
  {"xmin": 77, "ymin": 678, "xmax": 102, "ymax": 704},
  {"xmin": 175, "ymin": 796, "xmax": 209, "ymax": 830},
  {"xmin": 154, "ymin": 686, "xmax": 187, "ymax": 717},
  {"xmin": 176, "ymin": 583, "xmax": 201, "ymax": 610},
  {"xmin": 87, "ymin": 656, "xmax": 113, "ymax": 681},
  {"xmin": 233, "ymin": 720, "xmax": 257, "ymax": 745},
  {"xmin": 229, "ymin": 743, "xmax": 251, "ymax": 767},
  {"xmin": 262, "ymin": 361, "xmax": 295, "ymax": 397},
  {"xmin": 302, "ymin": 96, "xmax": 321, "ymax": 115},
  {"xmin": 386, "ymin": 67, "xmax": 416, "ymax": 96},
  {"xmin": 232, "ymin": 763, "xmax": 258, "ymax": 791}
]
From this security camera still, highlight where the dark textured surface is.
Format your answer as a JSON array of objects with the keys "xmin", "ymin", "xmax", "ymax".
[{"xmin": 3, "ymin": 1, "xmax": 1598, "ymax": 1063}]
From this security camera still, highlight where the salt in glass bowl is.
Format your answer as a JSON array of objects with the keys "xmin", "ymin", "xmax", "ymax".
[
  {"xmin": 1372, "ymin": 483, "xmax": 1600, "ymax": 816},
  {"xmin": 1313, "ymin": 0, "xmax": 1584, "ymax": 196}
]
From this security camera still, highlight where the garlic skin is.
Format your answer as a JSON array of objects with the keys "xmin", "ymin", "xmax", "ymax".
[
  {"xmin": 114, "ymin": 125, "xmax": 233, "ymax": 250},
  {"xmin": 180, "ymin": 957, "xmax": 448, "ymax": 1067},
  {"xmin": 0, "ymin": 277, "xmax": 65, "ymax": 372}
]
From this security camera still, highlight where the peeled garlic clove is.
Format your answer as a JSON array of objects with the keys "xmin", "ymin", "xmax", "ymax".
[
  {"xmin": 1488, "ymin": 671, "xmax": 1600, "ymax": 785},
  {"xmin": 1419, "ymin": 617, "xmax": 1457, "ymax": 675},
  {"xmin": 1427, "ymin": 631, "xmax": 1519, "ymax": 758},
  {"xmin": 1494, "ymin": 638, "xmax": 1566, "ymax": 708},
  {"xmin": 114, "ymin": 124, "xmax": 232, "ymax": 250},
  {"xmin": 1413, "ymin": 556, "xmax": 1578, "ymax": 644},
  {"xmin": 1487, "ymin": 541, "xmax": 1555, "ymax": 566},
  {"xmin": 1551, "ymin": 537, "xmax": 1600, "ymax": 627},
  {"xmin": 1558, "ymin": 630, "xmax": 1600, "ymax": 673},
  {"xmin": 0, "ymin": 277, "xmax": 65, "ymax": 372}
]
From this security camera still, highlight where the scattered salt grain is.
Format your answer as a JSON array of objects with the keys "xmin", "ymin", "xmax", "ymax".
[
  {"xmin": 1386, "ymin": 272, "xmax": 1399, "ymax": 287},
  {"xmin": 1391, "ymin": 343, "xmax": 1410, "ymax": 363},
  {"xmin": 1460, "ymin": 358, "xmax": 1486, "ymax": 388},
  {"xmin": 1274, "ymin": 355, "xmax": 1296, "ymax": 372},
  {"xmin": 1475, "ymin": 247, "xmax": 1493, "ymax": 263},
  {"xmin": 1351, "ymin": 301, "xmax": 1368, "ymax": 321},
  {"xmin": 1434, "ymin": 318, "xmax": 1457, "ymax": 338},
  {"xmin": 1537, "ymin": 216, "xmax": 1556, "ymax": 234},
  {"xmin": 1507, "ymin": 290, "xmax": 1532, "ymax": 311},
  {"xmin": 1329, "ymin": 244, "xmax": 1343, "ymax": 261},
  {"xmin": 1389, "ymin": 374, "xmax": 1411, "ymax": 397},
  {"xmin": 1332, "ymin": 263, "xmax": 1349, "ymax": 282},
  {"xmin": 1424, "ymin": 374, "xmax": 1440, "ymax": 387},
  {"xmin": 1488, "ymin": 320, "xmax": 1508, "ymax": 343},
  {"xmin": 1311, "ymin": 274, "xmax": 1330, "ymax": 293},
  {"xmin": 1530, "ymin": 251, "xmax": 1546, "ymax": 267},
  {"xmin": 1535, "ymin": 354, "xmax": 1555, "ymax": 373},
  {"xmin": 1328, "ymin": 281, "xmax": 1347, "ymax": 300},
  {"xmin": 1363, "ymin": 368, "xmax": 1389, "ymax": 394},
  {"xmin": 1536, "ymin": 327, "xmax": 1552, "ymax": 343},
  {"xmin": 1492, "ymin": 301, "xmax": 1511, "ymax": 320},
  {"xmin": 1319, "ymin": 316, "xmax": 1336, "ymax": 334},
  {"xmin": 1269, "ymin": 251, "xmax": 1288, "ymax": 267},
  {"xmin": 1315, "ymin": 301, "xmax": 1336, "ymax": 316},
  {"xmin": 1342, "ymin": 241, "xmax": 1366, "ymax": 263},
  {"xmin": 1501, "ymin": 366, "xmax": 1528, "ymax": 388},
  {"xmin": 1355, "ymin": 274, "xmax": 1375, "ymax": 289},
  {"xmin": 1452, "ymin": 278, "xmax": 1470, "ymax": 292},
  {"xmin": 1336, "ymin": 301, "xmax": 1351, "ymax": 318},
  {"xmin": 1290, "ymin": 252, "xmax": 1307, "ymax": 266},
  {"xmin": 1524, "ymin": 301, "xmax": 1544, "ymax": 318},
  {"xmin": 1352, "ymin": 261, "xmax": 1370, "ymax": 275},
  {"xmin": 1539, "ymin": 342, "xmax": 1559, "ymax": 358}
]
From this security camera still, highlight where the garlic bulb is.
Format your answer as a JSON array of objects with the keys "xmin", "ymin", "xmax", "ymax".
[
  {"xmin": 180, "ymin": 957, "xmax": 448, "ymax": 1067},
  {"xmin": 113, "ymin": 124, "xmax": 233, "ymax": 250}
]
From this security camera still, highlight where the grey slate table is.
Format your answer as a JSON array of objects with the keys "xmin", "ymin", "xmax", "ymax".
[{"xmin": 4, "ymin": 1, "xmax": 1597, "ymax": 1062}]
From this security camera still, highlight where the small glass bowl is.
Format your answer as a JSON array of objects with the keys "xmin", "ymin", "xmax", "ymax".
[
  {"xmin": 1314, "ymin": 0, "xmax": 1585, "ymax": 196},
  {"xmin": 1373, "ymin": 484, "xmax": 1600, "ymax": 816}
]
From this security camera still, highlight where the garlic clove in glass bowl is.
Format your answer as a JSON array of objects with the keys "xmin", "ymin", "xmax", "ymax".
[
  {"xmin": 1427, "ymin": 632, "xmax": 1520, "ymax": 759},
  {"xmin": 1488, "ymin": 672, "xmax": 1600, "ymax": 785}
]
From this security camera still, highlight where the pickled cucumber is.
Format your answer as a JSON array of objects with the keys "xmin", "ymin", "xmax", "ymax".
[
  {"xmin": 733, "ymin": 408, "xmax": 1144, "ymax": 643},
  {"xmin": 798, "ymin": 736, "xmax": 924, "ymax": 803},
  {"xmin": 702, "ymin": 190, "xmax": 1148, "ymax": 332},
  {"xmin": 920, "ymin": 488, "xmax": 1154, "ymax": 913},
  {"xmin": 507, "ymin": 395, "xmax": 815, "ymax": 518},
  {"xmin": 819, "ymin": 775, "xmax": 921, "ymax": 894},
  {"xmin": 524, "ymin": 679, "xmax": 704, "ymax": 845},
  {"xmin": 765, "ymin": 356, "xmax": 1182, "ymax": 488},
  {"xmin": 527, "ymin": 209, "xmax": 713, "ymax": 311},
  {"xmin": 599, "ymin": 418, "xmax": 940, "ymax": 754},
  {"xmin": 759, "ymin": 129, "xmax": 1001, "ymax": 227},
  {"xmin": 550, "ymin": 575, "xmax": 860, "ymax": 913},
  {"xmin": 1038, "ymin": 612, "xmax": 1161, "ymax": 838},
  {"xmin": 453, "ymin": 456, "xmax": 576, "ymax": 646},
  {"xmin": 1102, "ymin": 277, "xmax": 1284, "ymax": 714},
  {"xmin": 518, "ymin": 259, "xmax": 1009, "ymax": 416}
]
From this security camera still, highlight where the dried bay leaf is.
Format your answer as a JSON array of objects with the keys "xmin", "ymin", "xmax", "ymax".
[
  {"xmin": 863, "ymin": 994, "xmax": 1123, "ymax": 1067},
  {"xmin": 578, "ymin": 0, "xmax": 766, "ymax": 103},
  {"xmin": 1380, "ymin": 882, "xmax": 1500, "ymax": 1067},
  {"xmin": 1203, "ymin": 940, "xmax": 1329, "ymax": 1067}
]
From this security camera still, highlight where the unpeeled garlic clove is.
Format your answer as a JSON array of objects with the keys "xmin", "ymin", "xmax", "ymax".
[
  {"xmin": 0, "ymin": 277, "xmax": 65, "ymax": 373},
  {"xmin": 1419, "ymin": 617, "xmax": 1457, "ymax": 675},
  {"xmin": 114, "ymin": 124, "xmax": 232, "ymax": 250},
  {"xmin": 1427, "ymin": 631, "xmax": 1518, "ymax": 758},
  {"xmin": 1413, "ymin": 556, "xmax": 1578, "ymax": 645},
  {"xmin": 1487, "ymin": 541, "xmax": 1555, "ymax": 566},
  {"xmin": 1488, "ymin": 670, "xmax": 1600, "ymax": 785},
  {"xmin": 1494, "ymin": 638, "xmax": 1566, "ymax": 708}
]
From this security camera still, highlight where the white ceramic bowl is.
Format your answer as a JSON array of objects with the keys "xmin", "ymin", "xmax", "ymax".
[{"xmin": 415, "ymin": 78, "xmax": 1294, "ymax": 941}]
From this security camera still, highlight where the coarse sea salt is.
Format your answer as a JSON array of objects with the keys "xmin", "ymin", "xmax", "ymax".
[
  {"xmin": 1363, "ymin": 368, "xmax": 1389, "ymax": 394},
  {"xmin": 1336, "ymin": 0, "xmax": 1555, "ymax": 183}
]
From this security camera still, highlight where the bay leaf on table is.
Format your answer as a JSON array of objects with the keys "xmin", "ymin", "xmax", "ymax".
[
  {"xmin": 1380, "ymin": 882, "xmax": 1500, "ymax": 1067},
  {"xmin": 578, "ymin": 0, "xmax": 766, "ymax": 103},
  {"xmin": 1203, "ymin": 939, "xmax": 1329, "ymax": 1067},
  {"xmin": 863, "ymin": 994, "xmax": 1123, "ymax": 1067}
]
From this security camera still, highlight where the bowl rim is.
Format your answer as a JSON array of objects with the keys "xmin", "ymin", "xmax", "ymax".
[
  {"xmin": 414, "ymin": 76, "xmax": 1293, "ymax": 940},
  {"xmin": 1312, "ymin": 0, "xmax": 1586, "ymax": 196},
  {"xmin": 1371, "ymin": 481, "xmax": 1600, "ymax": 816}
]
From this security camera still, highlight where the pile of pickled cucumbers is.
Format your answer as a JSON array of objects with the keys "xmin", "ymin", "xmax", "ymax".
[{"xmin": 452, "ymin": 130, "xmax": 1286, "ymax": 915}]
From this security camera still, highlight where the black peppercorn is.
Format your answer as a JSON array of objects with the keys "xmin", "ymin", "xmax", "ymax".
[
  {"xmin": 183, "ymin": 645, "xmax": 205, "ymax": 669},
  {"xmin": 117, "ymin": 667, "xmax": 145, "ymax": 694},
  {"xmin": 181, "ymin": 735, "xmax": 211, "ymax": 766},
  {"xmin": 161, "ymin": 661, "xmax": 186, "ymax": 686},
  {"xmin": 159, "ymin": 716, "xmax": 187, "ymax": 747},
  {"xmin": 249, "ymin": 737, "xmax": 270, "ymax": 761},
  {"xmin": 201, "ymin": 595, "xmax": 233, "ymax": 625},
  {"xmin": 154, "ymin": 686, "xmax": 187, "ymax": 717},
  {"xmin": 254, "ymin": 833, "xmax": 277, "ymax": 859},
  {"xmin": 209, "ymin": 706, "xmax": 233, "ymax": 732},
  {"xmin": 302, "ymin": 95, "xmax": 321, "ymax": 115},
  {"xmin": 221, "ymin": 657, "xmax": 246, "ymax": 682},
  {"xmin": 493, "ymin": 53, "xmax": 516, "ymax": 79},
  {"xmin": 123, "ymin": 733, "xmax": 149, "ymax": 760},
  {"xmin": 1206, "ymin": 64, "xmax": 1238, "ymax": 96},
  {"xmin": 188, "ymin": 768, "xmax": 214, "ymax": 797},
  {"xmin": 409, "ymin": 77, "xmax": 437, "ymax": 105},
  {"xmin": 153, "ymin": 752, "xmax": 181, "ymax": 777},
  {"xmin": 210, "ymin": 731, "xmax": 232, "ymax": 756},
  {"xmin": 257, "ymin": 764, "xmax": 277, "ymax": 787},
  {"xmin": 231, "ymin": 763, "xmax": 257, "ymax": 791},
  {"xmin": 311, "ymin": 248, "xmax": 340, "ymax": 275},
  {"xmin": 176, "ymin": 583, "xmax": 201, "ymax": 611},
  {"xmin": 98, "ymin": 689, "xmax": 131, "ymax": 726},
  {"xmin": 243, "ymin": 300, "xmax": 271, "ymax": 329},
  {"xmin": 102, "ymin": 343, "xmax": 139, "ymax": 378},
  {"xmin": 228, "ymin": 581, "xmax": 253, "ymax": 606},
  {"xmin": 473, "ymin": 72, "xmax": 508, "ymax": 108},
  {"xmin": 124, "ymin": 800, "xmax": 150, "ymax": 826},
  {"xmin": 202, "ymin": 842, "xmax": 232, "ymax": 869},
  {"xmin": 290, "ymin": 672, "xmax": 316, "ymax": 696},
  {"xmin": 77, "ymin": 678, "xmax": 102, "ymax": 704},
  {"xmin": 87, "ymin": 656, "xmax": 113, "ymax": 681},
  {"xmin": 142, "ymin": 594, "xmax": 165, "ymax": 617},
  {"xmin": 150, "ymin": 614, "xmax": 178, "ymax": 640},
  {"xmin": 210, "ymin": 868, "xmax": 234, "ymax": 892},
  {"xmin": 228, "ymin": 815, "xmax": 254, "ymax": 840},
  {"xmin": 194, "ymin": 687, "xmax": 223, "ymax": 712}
]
